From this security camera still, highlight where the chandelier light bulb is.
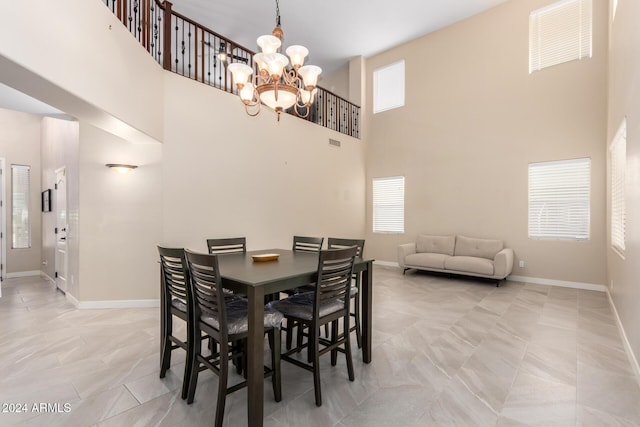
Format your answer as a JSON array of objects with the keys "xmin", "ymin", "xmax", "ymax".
[
  {"xmin": 263, "ymin": 53, "xmax": 289, "ymax": 78},
  {"xmin": 257, "ymin": 35, "xmax": 281, "ymax": 54},
  {"xmin": 285, "ymin": 45, "xmax": 309, "ymax": 68},
  {"xmin": 297, "ymin": 65, "xmax": 322, "ymax": 88},
  {"xmin": 228, "ymin": 63, "xmax": 253, "ymax": 85},
  {"xmin": 239, "ymin": 82, "xmax": 256, "ymax": 103}
]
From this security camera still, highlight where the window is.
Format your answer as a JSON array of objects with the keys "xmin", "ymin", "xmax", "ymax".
[
  {"xmin": 529, "ymin": 0, "xmax": 592, "ymax": 73},
  {"xmin": 12, "ymin": 164, "xmax": 31, "ymax": 249},
  {"xmin": 611, "ymin": 119, "xmax": 626, "ymax": 255},
  {"xmin": 373, "ymin": 176, "xmax": 404, "ymax": 233},
  {"xmin": 528, "ymin": 158, "xmax": 590, "ymax": 240},
  {"xmin": 373, "ymin": 60, "xmax": 405, "ymax": 113}
]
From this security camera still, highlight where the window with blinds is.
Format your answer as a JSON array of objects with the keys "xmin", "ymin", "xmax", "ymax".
[
  {"xmin": 528, "ymin": 158, "xmax": 590, "ymax": 240},
  {"xmin": 373, "ymin": 176, "xmax": 405, "ymax": 233},
  {"xmin": 373, "ymin": 60, "xmax": 405, "ymax": 114},
  {"xmin": 529, "ymin": 0, "xmax": 592, "ymax": 73},
  {"xmin": 12, "ymin": 164, "xmax": 31, "ymax": 249},
  {"xmin": 610, "ymin": 119, "xmax": 626, "ymax": 255}
]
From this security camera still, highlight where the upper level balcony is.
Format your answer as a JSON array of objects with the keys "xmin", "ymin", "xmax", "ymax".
[{"xmin": 102, "ymin": 0, "xmax": 360, "ymax": 139}]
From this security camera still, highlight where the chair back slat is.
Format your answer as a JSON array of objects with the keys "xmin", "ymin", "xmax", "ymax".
[
  {"xmin": 158, "ymin": 247, "xmax": 189, "ymax": 303},
  {"xmin": 185, "ymin": 250, "xmax": 226, "ymax": 332},
  {"xmin": 293, "ymin": 235, "xmax": 324, "ymax": 253},
  {"xmin": 315, "ymin": 247, "xmax": 357, "ymax": 312},
  {"xmin": 207, "ymin": 237, "xmax": 247, "ymax": 255},
  {"xmin": 327, "ymin": 238, "xmax": 365, "ymax": 257}
]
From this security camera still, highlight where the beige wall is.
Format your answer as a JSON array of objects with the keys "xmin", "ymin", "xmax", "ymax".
[
  {"xmin": 321, "ymin": 64, "xmax": 350, "ymax": 101},
  {"xmin": 0, "ymin": 0, "xmax": 163, "ymax": 143},
  {"xmin": 607, "ymin": 0, "xmax": 640, "ymax": 373},
  {"xmin": 161, "ymin": 72, "xmax": 366, "ymax": 253},
  {"xmin": 77, "ymin": 123, "xmax": 163, "ymax": 302},
  {"xmin": 364, "ymin": 0, "xmax": 608, "ymax": 286},
  {"xmin": 41, "ymin": 117, "xmax": 80, "ymax": 295},
  {"xmin": 0, "ymin": 108, "xmax": 42, "ymax": 274}
]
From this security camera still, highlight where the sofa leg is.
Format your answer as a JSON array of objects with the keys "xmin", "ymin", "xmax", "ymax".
[
  {"xmin": 496, "ymin": 280, "xmax": 501, "ymax": 287},
  {"xmin": 403, "ymin": 268, "xmax": 410, "ymax": 275}
]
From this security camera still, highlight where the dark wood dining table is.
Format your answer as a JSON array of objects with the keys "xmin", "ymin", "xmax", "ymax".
[{"xmin": 216, "ymin": 248, "xmax": 374, "ymax": 426}]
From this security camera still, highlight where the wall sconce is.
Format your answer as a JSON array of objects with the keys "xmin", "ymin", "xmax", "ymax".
[{"xmin": 105, "ymin": 163, "xmax": 138, "ymax": 174}]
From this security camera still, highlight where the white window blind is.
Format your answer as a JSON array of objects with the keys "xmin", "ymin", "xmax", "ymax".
[
  {"xmin": 12, "ymin": 164, "xmax": 31, "ymax": 249},
  {"xmin": 610, "ymin": 119, "xmax": 626, "ymax": 255},
  {"xmin": 529, "ymin": 0, "xmax": 592, "ymax": 73},
  {"xmin": 528, "ymin": 158, "xmax": 590, "ymax": 240},
  {"xmin": 373, "ymin": 176, "xmax": 405, "ymax": 233},
  {"xmin": 373, "ymin": 60, "xmax": 405, "ymax": 113}
]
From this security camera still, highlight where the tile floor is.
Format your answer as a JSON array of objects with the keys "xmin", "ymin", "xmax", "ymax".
[{"xmin": 0, "ymin": 267, "xmax": 639, "ymax": 426}]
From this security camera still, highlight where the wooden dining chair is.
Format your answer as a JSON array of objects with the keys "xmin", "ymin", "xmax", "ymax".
[
  {"xmin": 206, "ymin": 237, "xmax": 247, "ymax": 255},
  {"xmin": 328, "ymin": 238, "xmax": 365, "ymax": 348},
  {"xmin": 184, "ymin": 250, "xmax": 283, "ymax": 427},
  {"xmin": 284, "ymin": 235, "xmax": 325, "ymax": 348},
  {"xmin": 268, "ymin": 246, "xmax": 357, "ymax": 407},
  {"xmin": 157, "ymin": 246, "xmax": 193, "ymax": 400},
  {"xmin": 292, "ymin": 235, "xmax": 324, "ymax": 252}
]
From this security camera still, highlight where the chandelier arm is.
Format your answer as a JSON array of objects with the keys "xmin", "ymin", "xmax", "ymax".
[
  {"xmin": 245, "ymin": 102, "xmax": 261, "ymax": 117},
  {"xmin": 293, "ymin": 102, "xmax": 310, "ymax": 119},
  {"xmin": 281, "ymin": 68, "xmax": 298, "ymax": 86}
]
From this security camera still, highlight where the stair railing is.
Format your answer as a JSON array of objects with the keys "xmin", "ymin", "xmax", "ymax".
[{"xmin": 102, "ymin": 0, "xmax": 360, "ymax": 138}]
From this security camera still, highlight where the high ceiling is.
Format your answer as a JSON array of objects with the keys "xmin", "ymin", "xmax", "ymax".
[
  {"xmin": 1, "ymin": 0, "xmax": 511, "ymax": 115},
  {"xmin": 169, "ymin": 0, "xmax": 511, "ymax": 75}
]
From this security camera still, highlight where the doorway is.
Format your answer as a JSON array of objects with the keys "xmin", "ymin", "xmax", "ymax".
[{"xmin": 55, "ymin": 167, "xmax": 68, "ymax": 293}]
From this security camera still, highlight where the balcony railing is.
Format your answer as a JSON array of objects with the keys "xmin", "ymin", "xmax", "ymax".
[{"xmin": 102, "ymin": 0, "xmax": 360, "ymax": 138}]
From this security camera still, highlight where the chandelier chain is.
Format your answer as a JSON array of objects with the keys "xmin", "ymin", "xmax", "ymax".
[{"xmin": 275, "ymin": 0, "xmax": 281, "ymax": 27}]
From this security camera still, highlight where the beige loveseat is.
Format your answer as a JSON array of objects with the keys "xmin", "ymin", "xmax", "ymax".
[{"xmin": 398, "ymin": 234, "xmax": 514, "ymax": 283}]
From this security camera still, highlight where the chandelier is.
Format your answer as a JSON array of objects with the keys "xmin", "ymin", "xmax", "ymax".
[{"xmin": 227, "ymin": 0, "xmax": 322, "ymax": 121}]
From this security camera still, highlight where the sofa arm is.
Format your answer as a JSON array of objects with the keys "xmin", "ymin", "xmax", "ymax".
[
  {"xmin": 397, "ymin": 243, "xmax": 416, "ymax": 268},
  {"xmin": 494, "ymin": 248, "xmax": 514, "ymax": 279}
]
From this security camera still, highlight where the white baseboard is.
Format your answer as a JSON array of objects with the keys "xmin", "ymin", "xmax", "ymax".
[
  {"xmin": 40, "ymin": 272, "xmax": 55, "ymax": 284},
  {"xmin": 507, "ymin": 275, "xmax": 606, "ymax": 292},
  {"xmin": 606, "ymin": 290, "xmax": 640, "ymax": 387},
  {"xmin": 6, "ymin": 270, "xmax": 42, "ymax": 278},
  {"xmin": 66, "ymin": 292, "xmax": 80, "ymax": 307},
  {"xmin": 76, "ymin": 299, "xmax": 160, "ymax": 309},
  {"xmin": 373, "ymin": 260, "xmax": 400, "ymax": 267},
  {"xmin": 374, "ymin": 262, "xmax": 606, "ymax": 292}
]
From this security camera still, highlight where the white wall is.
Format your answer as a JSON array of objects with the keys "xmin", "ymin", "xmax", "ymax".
[
  {"xmin": 41, "ymin": 117, "xmax": 80, "ymax": 294},
  {"xmin": 364, "ymin": 0, "xmax": 608, "ymax": 286},
  {"xmin": 161, "ymin": 72, "xmax": 366, "ymax": 253},
  {"xmin": 77, "ymin": 123, "xmax": 163, "ymax": 302},
  {"xmin": 0, "ymin": 108, "xmax": 42, "ymax": 274},
  {"xmin": 0, "ymin": 0, "xmax": 163, "ymax": 143},
  {"xmin": 607, "ymin": 0, "xmax": 640, "ymax": 377}
]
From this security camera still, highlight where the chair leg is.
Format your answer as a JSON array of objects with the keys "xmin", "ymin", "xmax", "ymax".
[
  {"xmin": 331, "ymin": 320, "xmax": 338, "ymax": 366},
  {"xmin": 160, "ymin": 313, "xmax": 171, "ymax": 378},
  {"xmin": 182, "ymin": 316, "xmax": 195, "ymax": 400},
  {"xmin": 214, "ymin": 340, "xmax": 229, "ymax": 427},
  {"xmin": 233, "ymin": 340, "xmax": 243, "ymax": 375},
  {"xmin": 354, "ymin": 294, "xmax": 362, "ymax": 349},
  {"xmin": 311, "ymin": 328, "xmax": 322, "ymax": 407},
  {"xmin": 344, "ymin": 317, "xmax": 355, "ymax": 382},
  {"xmin": 298, "ymin": 323, "xmax": 305, "ymax": 355},
  {"xmin": 186, "ymin": 333, "xmax": 201, "ymax": 404},
  {"xmin": 268, "ymin": 328, "xmax": 282, "ymax": 402},
  {"xmin": 285, "ymin": 319, "xmax": 294, "ymax": 350}
]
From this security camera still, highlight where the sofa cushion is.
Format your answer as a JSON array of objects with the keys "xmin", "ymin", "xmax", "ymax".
[
  {"xmin": 416, "ymin": 234, "xmax": 455, "ymax": 256},
  {"xmin": 453, "ymin": 235, "xmax": 503, "ymax": 260},
  {"xmin": 444, "ymin": 256, "xmax": 494, "ymax": 276},
  {"xmin": 405, "ymin": 253, "xmax": 450, "ymax": 269}
]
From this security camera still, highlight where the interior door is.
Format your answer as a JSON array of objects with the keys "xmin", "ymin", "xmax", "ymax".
[{"xmin": 55, "ymin": 167, "xmax": 68, "ymax": 293}]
